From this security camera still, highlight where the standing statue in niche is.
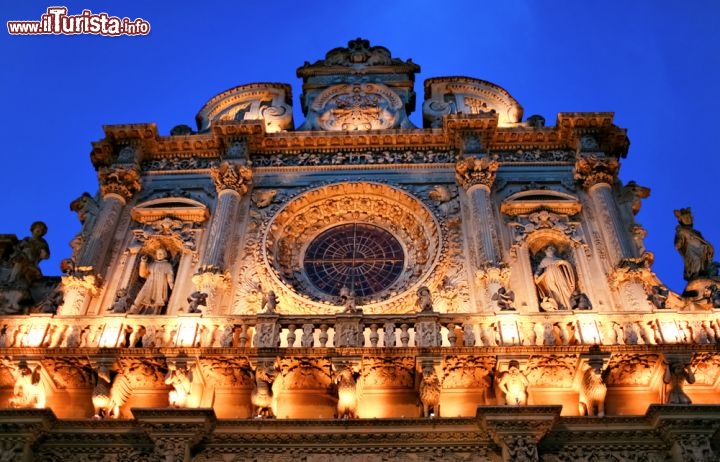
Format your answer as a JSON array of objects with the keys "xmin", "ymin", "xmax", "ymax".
[
  {"xmin": 534, "ymin": 245, "xmax": 576, "ymax": 311},
  {"xmin": 674, "ymin": 208, "xmax": 716, "ymax": 281},
  {"xmin": 131, "ymin": 246, "xmax": 175, "ymax": 314}
]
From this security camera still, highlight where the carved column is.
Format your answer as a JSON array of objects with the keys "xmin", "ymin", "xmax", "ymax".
[
  {"xmin": 60, "ymin": 166, "xmax": 140, "ymax": 315},
  {"xmin": 455, "ymin": 157, "xmax": 500, "ymax": 268},
  {"xmin": 574, "ymin": 154, "xmax": 634, "ymax": 266},
  {"xmin": 648, "ymin": 404, "xmax": 720, "ymax": 462},
  {"xmin": 0, "ymin": 409, "xmax": 57, "ymax": 462},
  {"xmin": 193, "ymin": 161, "xmax": 252, "ymax": 312}
]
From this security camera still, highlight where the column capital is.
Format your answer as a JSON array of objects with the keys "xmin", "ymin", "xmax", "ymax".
[
  {"xmin": 574, "ymin": 154, "xmax": 619, "ymax": 189},
  {"xmin": 98, "ymin": 166, "xmax": 141, "ymax": 201},
  {"xmin": 455, "ymin": 156, "xmax": 498, "ymax": 190},
  {"xmin": 211, "ymin": 161, "xmax": 253, "ymax": 195}
]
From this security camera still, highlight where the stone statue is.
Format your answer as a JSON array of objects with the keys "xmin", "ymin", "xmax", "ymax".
[
  {"xmin": 578, "ymin": 365, "xmax": 607, "ymax": 416},
  {"xmin": 664, "ymin": 361, "xmax": 695, "ymax": 404},
  {"xmin": 492, "ymin": 286, "xmax": 515, "ymax": 311},
  {"xmin": 418, "ymin": 366, "xmax": 441, "ymax": 417},
  {"xmin": 703, "ymin": 284, "xmax": 720, "ymax": 308},
  {"xmin": 534, "ymin": 245, "xmax": 576, "ymax": 311},
  {"xmin": 8, "ymin": 361, "xmax": 45, "ymax": 409},
  {"xmin": 498, "ymin": 360, "xmax": 529, "ymax": 405},
  {"xmin": 674, "ymin": 208, "xmax": 716, "ymax": 281},
  {"xmin": 92, "ymin": 366, "xmax": 131, "ymax": 419},
  {"xmin": 186, "ymin": 291, "xmax": 207, "ymax": 314},
  {"xmin": 261, "ymin": 290, "xmax": 277, "ymax": 313},
  {"xmin": 570, "ymin": 290, "xmax": 593, "ymax": 310},
  {"xmin": 131, "ymin": 246, "xmax": 175, "ymax": 314},
  {"xmin": 339, "ymin": 286, "xmax": 357, "ymax": 313},
  {"xmin": 109, "ymin": 289, "xmax": 130, "ymax": 313},
  {"xmin": 8, "ymin": 221, "xmax": 50, "ymax": 286},
  {"xmin": 334, "ymin": 365, "xmax": 358, "ymax": 419},
  {"xmin": 251, "ymin": 365, "xmax": 276, "ymax": 418},
  {"xmin": 647, "ymin": 285, "xmax": 669, "ymax": 309},
  {"xmin": 416, "ymin": 286, "xmax": 434, "ymax": 312},
  {"xmin": 165, "ymin": 361, "xmax": 193, "ymax": 408}
]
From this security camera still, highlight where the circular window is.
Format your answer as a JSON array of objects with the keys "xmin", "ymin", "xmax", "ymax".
[{"xmin": 303, "ymin": 223, "xmax": 404, "ymax": 297}]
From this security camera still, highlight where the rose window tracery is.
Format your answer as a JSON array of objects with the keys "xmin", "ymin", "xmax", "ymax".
[{"xmin": 304, "ymin": 223, "xmax": 404, "ymax": 297}]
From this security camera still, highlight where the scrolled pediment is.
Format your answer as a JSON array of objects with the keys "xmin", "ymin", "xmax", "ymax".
[
  {"xmin": 500, "ymin": 190, "xmax": 581, "ymax": 217},
  {"xmin": 131, "ymin": 197, "xmax": 209, "ymax": 224}
]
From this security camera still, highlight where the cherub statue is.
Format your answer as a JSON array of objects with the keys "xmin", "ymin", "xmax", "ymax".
[
  {"xmin": 260, "ymin": 290, "xmax": 277, "ymax": 313},
  {"xmin": 647, "ymin": 285, "xmax": 669, "ymax": 309},
  {"xmin": 339, "ymin": 286, "xmax": 357, "ymax": 314},
  {"xmin": 186, "ymin": 291, "xmax": 208, "ymax": 314},
  {"xmin": 570, "ymin": 290, "xmax": 592, "ymax": 310},
  {"xmin": 416, "ymin": 286, "xmax": 434, "ymax": 312},
  {"xmin": 497, "ymin": 360, "xmax": 529, "ymax": 405},
  {"xmin": 492, "ymin": 286, "xmax": 515, "ymax": 311},
  {"xmin": 109, "ymin": 289, "xmax": 130, "ymax": 313}
]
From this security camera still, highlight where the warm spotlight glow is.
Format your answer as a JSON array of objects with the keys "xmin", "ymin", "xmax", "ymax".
[
  {"xmin": 24, "ymin": 323, "xmax": 48, "ymax": 347},
  {"xmin": 498, "ymin": 319, "xmax": 520, "ymax": 345},
  {"xmin": 658, "ymin": 319, "xmax": 682, "ymax": 343},
  {"xmin": 175, "ymin": 321, "xmax": 198, "ymax": 347},
  {"xmin": 577, "ymin": 319, "xmax": 601, "ymax": 344},
  {"xmin": 99, "ymin": 323, "xmax": 123, "ymax": 348}
]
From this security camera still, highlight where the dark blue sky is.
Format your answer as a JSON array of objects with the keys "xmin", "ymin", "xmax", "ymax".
[{"xmin": 2, "ymin": 1, "xmax": 719, "ymax": 293}]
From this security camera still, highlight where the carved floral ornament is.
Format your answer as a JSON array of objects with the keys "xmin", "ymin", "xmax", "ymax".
[
  {"xmin": 210, "ymin": 161, "xmax": 253, "ymax": 195},
  {"xmin": 264, "ymin": 182, "xmax": 442, "ymax": 313},
  {"xmin": 574, "ymin": 154, "xmax": 620, "ymax": 189},
  {"xmin": 454, "ymin": 156, "xmax": 499, "ymax": 190},
  {"xmin": 98, "ymin": 166, "xmax": 141, "ymax": 201},
  {"xmin": 303, "ymin": 83, "xmax": 411, "ymax": 131}
]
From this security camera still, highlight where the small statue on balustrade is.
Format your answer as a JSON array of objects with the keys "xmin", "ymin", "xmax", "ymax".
[
  {"xmin": 462, "ymin": 323, "xmax": 476, "ymax": 346},
  {"xmin": 130, "ymin": 246, "xmax": 175, "ymax": 315},
  {"xmin": 339, "ymin": 286, "xmax": 358, "ymax": 314},
  {"xmin": 664, "ymin": 361, "xmax": 695, "ymax": 404},
  {"xmin": 674, "ymin": 208, "xmax": 718, "ymax": 281},
  {"xmin": 261, "ymin": 289, "xmax": 278, "ymax": 313},
  {"xmin": 108, "ymin": 289, "xmax": 130, "ymax": 313},
  {"xmin": 497, "ymin": 360, "xmax": 529, "ymax": 405},
  {"xmin": 492, "ymin": 286, "xmax": 515, "ymax": 311},
  {"xmin": 186, "ymin": 291, "xmax": 208, "ymax": 314},
  {"xmin": 383, "ymin": 322, "xmax": 396, "ymax": 348},
  {"xmin": 570, "ymin": 290, "xmax": 592, "ymax": 310},
  {"xmin": 416, "ymin": 286, "xmax": 434, "ymax": 312},
  {"xmin": 300, "ymin": 324, "xmax": 314, "ymax": 347},
  {"xmin": 647, "ymin": 285, "xmax": 669, "ymax": 309},
  {"xmin": 7, "ymin": 221, "xmax": 50, "ymax": 286},
  {"xmin": 703, "ymin": 284, "xmax": 720, "ymax": 309},
  {"xmin": 533, "ymin": 245, "xmax": 577, "ymax": 311}
]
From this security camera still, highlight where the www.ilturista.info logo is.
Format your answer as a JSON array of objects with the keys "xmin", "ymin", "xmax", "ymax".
[{"xmin": 7, "ymin": 7, "xmax": 150, "ymax": 36}]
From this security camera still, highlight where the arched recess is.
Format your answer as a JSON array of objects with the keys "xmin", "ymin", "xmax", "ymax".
[
  {"xmin": 262, "ymin": 182, "xmax": 443, "ymax": 314},
  {"xmin": 500, "ymin": 189, "xmax": 593, "ymax": 312},
  {"xmin": 97, "ymin": 197, "xmax": 209, "ymax": 316}
]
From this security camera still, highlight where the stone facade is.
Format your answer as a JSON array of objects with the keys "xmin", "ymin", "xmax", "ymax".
[{"xmin": 2, "ymin": 38, "xmax": 720, "ymax": 461}]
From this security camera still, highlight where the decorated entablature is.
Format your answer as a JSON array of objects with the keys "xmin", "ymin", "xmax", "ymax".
[{"xmin": 2, "ymin": 38, "xmax": 720, "ymax": 461}]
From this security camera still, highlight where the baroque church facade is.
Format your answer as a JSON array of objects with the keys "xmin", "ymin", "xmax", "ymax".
[{"xmin": 1, "ymin": 39, "xmax": 720, "ymax": 461}]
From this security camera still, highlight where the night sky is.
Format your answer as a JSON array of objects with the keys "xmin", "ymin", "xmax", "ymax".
[{"xmin": 2, "ymin": 1, "xmax": 719, "ymax": 294}]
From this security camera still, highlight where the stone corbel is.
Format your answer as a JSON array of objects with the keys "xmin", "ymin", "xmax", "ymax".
[
  {"xmin": 132, "ymin": 408, "xmax": 217, "ymax": 462},
  {"xmin": 476, "ymin": 405, "xmax": 561, "ymax": 462},
  {"xmin": 647, "ymin": 404, "xmax": 720, "ymax": 462}
]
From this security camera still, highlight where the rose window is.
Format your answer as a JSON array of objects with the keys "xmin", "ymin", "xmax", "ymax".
[{"xmin": 303, "ymin": 223, "xmax": 404, "ymax": 297}]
